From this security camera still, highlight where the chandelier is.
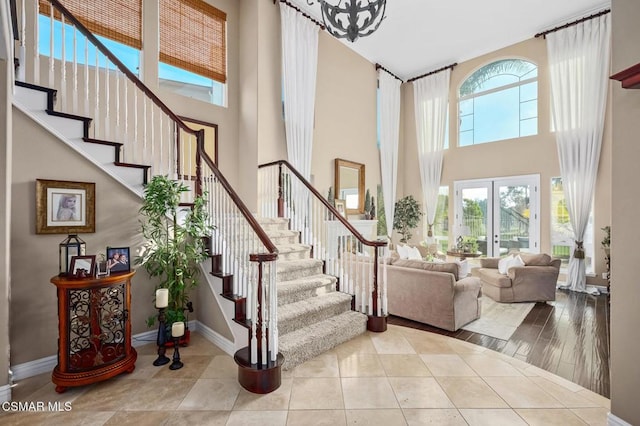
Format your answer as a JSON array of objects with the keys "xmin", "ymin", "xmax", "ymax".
[{"xmin": 308, "ymin": 0, "xmax": 386, "ymax": 42}]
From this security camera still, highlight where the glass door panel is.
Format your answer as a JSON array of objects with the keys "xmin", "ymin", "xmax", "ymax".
[
  {"xmin": 456, "ymin": 182, "xmax": 492, "ymax": 257},
  {"xmin": 496, "ymin": 182, "xmax": 532, "ymax": 254},
  {"xmin": 455, "ymin": 175, "xmax": 539, "ymax": 258}
]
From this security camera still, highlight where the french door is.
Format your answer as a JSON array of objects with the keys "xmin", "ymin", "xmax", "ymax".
[{"xmin": 454, "ymin": 175, "xmax": 539, "ymax": 257}]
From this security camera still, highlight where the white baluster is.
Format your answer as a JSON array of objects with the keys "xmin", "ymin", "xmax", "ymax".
[
  {"xmin": 94, "ymin": 50, "xmax": 100, "ymax": 138},
  {"xmin": 84, "ymin": 37, "xmax": 89, "ymax": 117},
  {"xmin": 60, "ymin": 15, "xmax": 66, "ymax": 111},
  {"xmin": 104, "ymin": 59, "xmax": 110, "ymax": 141},
  {"xmin": 142, "ymin": 97, "xmax": 147, "ymax": 163},
  {"xmin": 72, "ymin": 27, "xmax": 77, "ymax": 113},
  {"xmin": 48, "ymin": 6, "xmax": 54, "ymax": 89}
]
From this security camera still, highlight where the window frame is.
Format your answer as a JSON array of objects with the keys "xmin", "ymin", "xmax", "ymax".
[{"xmin": 458, "ymin": 59, "xmax": 539, "ymax": 146}]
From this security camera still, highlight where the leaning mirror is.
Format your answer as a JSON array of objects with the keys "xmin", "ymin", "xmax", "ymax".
[{"xmin": 335, "ymin": 158, "xmax": 365, "ymax": 215}]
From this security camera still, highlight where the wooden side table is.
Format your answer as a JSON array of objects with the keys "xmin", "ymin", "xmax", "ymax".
[
  {"xmin": 50, "ymin": 271, "xmax": 137, "ymax": 393},
  {"xmin": 446, "ymin": 251, "xmax": 481, "ymax": 261}
]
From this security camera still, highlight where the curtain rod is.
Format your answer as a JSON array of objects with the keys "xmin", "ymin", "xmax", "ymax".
[
  {"xmin": 277, "ymin": 0, "xmax": 325, "ymax": 30},
  {"xmin": 534, "ymin": 8, "xmax": 610, "ymax": 38},
  {"xmin": 407, "ymin": 63, "xmax": 457, "ymax": 83},
  {"xmin": 375, "ymin": 64, "xmax": 403, "ymax": 82}
]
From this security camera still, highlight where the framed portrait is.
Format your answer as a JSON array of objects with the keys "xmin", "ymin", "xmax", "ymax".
[
  {"xmin": 334, "ymin": 199, "xmax": 346, "ymax": 217},
  {"xmin": 106, "ymin": 247, "xmax": 131, "ymax": 273},
  {"xmin": 69, "ymin": 255, "xmax": 96, "ymax": 278},
  {"xmin": 178, "ymin": 116, "xmax": 218, "ymax": 179},
  {"xmin": 36, "ymin": 179, "xmax": 95, "ymax": 234}
]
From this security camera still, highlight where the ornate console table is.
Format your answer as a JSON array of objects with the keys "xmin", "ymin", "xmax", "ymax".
[{"xmin": 50, "ymin": 271, "xmax": 137, "ymax": 393}]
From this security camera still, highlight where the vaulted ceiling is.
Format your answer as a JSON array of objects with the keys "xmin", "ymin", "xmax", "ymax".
[{"xmin": 290, "ymin": 0, "xmax": 611, "ymax": 80}]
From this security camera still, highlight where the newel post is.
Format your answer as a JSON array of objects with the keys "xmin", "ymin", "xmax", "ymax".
[
  {"xmin": 234, "ymin": 252, "xmax": 283, "ymax": 394},
  {"xmin": 277, "ymin": 163, "xmax": 285, "ymax": 218},
  {"xmin": 367, "ymin": 246, "xmax": 388, "ymax": 332}
]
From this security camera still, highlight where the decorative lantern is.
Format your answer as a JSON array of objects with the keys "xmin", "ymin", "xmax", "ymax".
[{"xmin": 59, "ymin": 234, "xmax": 86, "ymax": 276}]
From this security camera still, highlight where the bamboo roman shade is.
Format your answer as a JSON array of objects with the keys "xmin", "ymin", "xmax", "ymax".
[
  {"xmin": 160, "ymin": 0, "xmax": 227, "ymax": 84},
  {"xmin": 38, "ymin": 0, "xmax": 142, "ymax": 50}
]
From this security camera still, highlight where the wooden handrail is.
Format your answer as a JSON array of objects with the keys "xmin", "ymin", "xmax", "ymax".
[
  {"xmin": 259, "ymin": 160, "xmax": 387, "ymax": 248},
  {"xmin": 202, "ymin": 149, "xmax": 278, "ymax": 254},
  {"xmin": 45, "ymin": 0, "xmax": 276, "ymax": 257},
  {"xmin": 46, "ymin": 0, "xmax": 198, "ymax": 137}
]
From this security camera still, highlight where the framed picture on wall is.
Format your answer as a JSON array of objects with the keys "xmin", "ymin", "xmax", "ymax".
[{"xmin": 36, "ymin": 179, "xmax": 95, "ymax": 234}]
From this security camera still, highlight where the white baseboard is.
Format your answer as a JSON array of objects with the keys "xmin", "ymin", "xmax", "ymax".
[
  {"xmin": 608, "ymin": 413, "xmax": 633, "ymax": 426},
  {"xmin": 0, "ymin": 384, "xmax": 11, "ymax": 403},
  {"xmin": 10, "ymin": 355, "xmax": 57, "ymax": 382},
  {"xmin": 194, "ymin": 320, "xmax": 235, "ymax": 356},
  {"xmin": 10, "ymin": 321, "xmax": 226, "ymax": 381}
]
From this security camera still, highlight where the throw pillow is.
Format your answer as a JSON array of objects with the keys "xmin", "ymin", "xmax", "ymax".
[
  {"xmin": 456, "ymin": 259, "xmax": 470, "ymax": 278},
  {"xmin": 396, "ymin": 244, "xmax": 410, "ymax": 260},
  {"xmin": 506, "ymin": 254, "xmax": 525, "ymax": 272},
  {"xmin": 519, "ymin": 252, "xmax": 551, "ymax": 266},
  {"xmin": 408, "ymin": 246, "xmax": 422, "ymax": 260},
  {"xmin": 498, "ymin": 255, "xmax": 513, "ymax": 275}
]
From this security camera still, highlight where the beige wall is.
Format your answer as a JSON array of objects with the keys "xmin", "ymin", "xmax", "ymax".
[
  {"xmin": 0, "ymin": 57, "xmax": 11, "ymax": 388},
  {"xmin": 400, "ymin": 37, "xmax": 612, "ymax": 286},
  {"xmin": 611, "ymin": 0, "xmax": 640, "ymax": 423},
  {"xmin": 10, "ymin": 108, "xmax": 232, "ymax": 363},
  {"xmin": 313, "ymin": 32, "xmax": 380, "ymax": 207}
]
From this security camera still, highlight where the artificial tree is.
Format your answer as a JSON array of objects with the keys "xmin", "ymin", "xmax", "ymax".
[
  {"xmin": 393, "ymin": 195, "xmax": 424, "ymax": 243},
  {"xmin": 136, "ymin": 175, "xmax": 212, "ymax": 327}
]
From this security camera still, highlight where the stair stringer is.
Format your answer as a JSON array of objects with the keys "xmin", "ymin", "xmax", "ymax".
[
  {"xmin": 13, "ymin": 86, "xmax": 146, "ymax": 197},
  {"xmin": 199, "ymin": 261, "xmax": 249, "ymax": 354}
]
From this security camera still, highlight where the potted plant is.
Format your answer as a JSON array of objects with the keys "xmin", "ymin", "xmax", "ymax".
[
  {"xmin": 601, "ymin": 225, "xmax": 611, "ymax": 256},
  {"xmin": 364, "ymin": 189, "xmax": 371, "ymax": 219},
  {"xmin": 135, "ymin": 175, "xmax": 212, "ymax": 343},
  {"xmin": 393, "ymin": 195, "xmax": 424, "ymax": 243}
]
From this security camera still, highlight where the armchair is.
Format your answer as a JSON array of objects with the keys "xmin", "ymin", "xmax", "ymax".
[{"xmin": 477, "ymin": 253, "xmax": 560, "ymax": 303}]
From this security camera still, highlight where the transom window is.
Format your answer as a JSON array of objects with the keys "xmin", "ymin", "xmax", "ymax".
[{"xmin": 458, "ymin": 59, "xmax": 538, "ymax": 146}]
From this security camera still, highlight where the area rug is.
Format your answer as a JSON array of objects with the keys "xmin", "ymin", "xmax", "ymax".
[{"xmin": 461, "ymin": 297, "xmax": 535, "ymax": 341}]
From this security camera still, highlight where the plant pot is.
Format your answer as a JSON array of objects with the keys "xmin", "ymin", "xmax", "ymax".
[{"xmin": 164, "ymin": 328, "xmax": 190, "ymax": 348}]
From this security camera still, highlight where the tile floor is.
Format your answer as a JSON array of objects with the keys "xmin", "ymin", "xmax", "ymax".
[{"xmin": 1, "ymin": 325, "xmax": 610, "ymax": 425}]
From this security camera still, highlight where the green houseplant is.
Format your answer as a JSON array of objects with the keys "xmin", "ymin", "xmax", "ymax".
[
  {"xmin": 601, "ymin": 225, "xmax": 611, "ymax": 255},
  {"xmin": 136, "ymin": 175, "xmax": 212, "ymax": 328},
  {"xmin": 393, "ymin": 195, "xmax": 424, "ymax": 243}
]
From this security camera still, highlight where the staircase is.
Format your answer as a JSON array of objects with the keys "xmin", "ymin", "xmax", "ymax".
[
  {"xmin": 259, "ymin": 217, "xmax": 367, "ymax": 370},
  {"xmin": 13, "ymin": 0, "xmax": 388, "ymax": 395}
]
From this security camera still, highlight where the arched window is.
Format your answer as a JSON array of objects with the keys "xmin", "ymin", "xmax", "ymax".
[{"xmin": 458, "ymin": 59, "xmax": 537, "ymax": 146}]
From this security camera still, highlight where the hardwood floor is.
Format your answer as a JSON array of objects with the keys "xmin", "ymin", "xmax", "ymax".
[{"xmin": 388, "ymin": 289, "xmax": 611, "ymax": 397}]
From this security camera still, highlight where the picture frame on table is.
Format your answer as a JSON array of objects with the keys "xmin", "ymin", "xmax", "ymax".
[
  {"xmin": 69, "ymin": 255, "xmax": 96, "ymax": 278},
  {"xmin": 106, "ymin": 247, "xmax": 131, "ymax": 273},
  {"xmin": 36, "ymin": 179, "xmax": 95, "ymax": 234}
]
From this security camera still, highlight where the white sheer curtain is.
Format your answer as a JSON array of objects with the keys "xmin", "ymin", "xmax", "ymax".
[
  {"xmin": 547, "ymin": 14, "xmax": 610, "ymax": 293},
  {"xmin": 413, "ymin": 69, "xmax": 450, "ymax": 238},
  {"xmin": 280, "ymin": 5, "xmax": 319, "ymax": 242},
  {"xmin": 280, "ymin": 5, "xmax": 319, "ymax": 180},
  {"xmin": 378, "ymin": 70, "xmax": 401, "ymax": 240}
]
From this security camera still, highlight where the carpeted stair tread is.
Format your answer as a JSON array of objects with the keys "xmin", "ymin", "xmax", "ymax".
[
  {"xmin": 279, "ymin": 310, "xmax": 367, "ymax": 370},
  {"xmin": 267, "ymin": 229, "xmax": 300, "ymax": 245},
  {"xmin": 277, "ymin": 274, "xmax": 337, "ymax": 306},
  {"xmin": 277, "ymin": 292, "xmax": 353, "ymax": 334},
  {"xmin": 257, "ymin": 217, "xmax": 290, "ymax": 231},
  {"xmin": 275, "ymin": 243, "xmax": 311, "ymax": 260},
  {"xmin": 277, "ymin": 258, "xmax": 324, "ymax": 281}
]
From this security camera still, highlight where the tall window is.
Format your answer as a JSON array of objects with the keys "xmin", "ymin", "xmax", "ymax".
[
  {"xmin": 38, "ymin": 0, "xmax": 141, "ymax": 74},
  {"xmin": 550, "ymin": 177, "xmax": 594, "ymax": 274},
  {"xmin": 459, "ymin": 59, "xmax": 537, "ymax": 146},
  {"xmin": 159, "ymin": 0, "xmax": 227, "ymax": 106}
]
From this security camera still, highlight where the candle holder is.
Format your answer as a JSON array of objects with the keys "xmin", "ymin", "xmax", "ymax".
[
  {"xmin": 169, "ymin": 335, "xmax": 184, "ymax": 370},
  {"xmin": 152, "ymin": 308, "xmax": 170, "ymax": 366}
]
